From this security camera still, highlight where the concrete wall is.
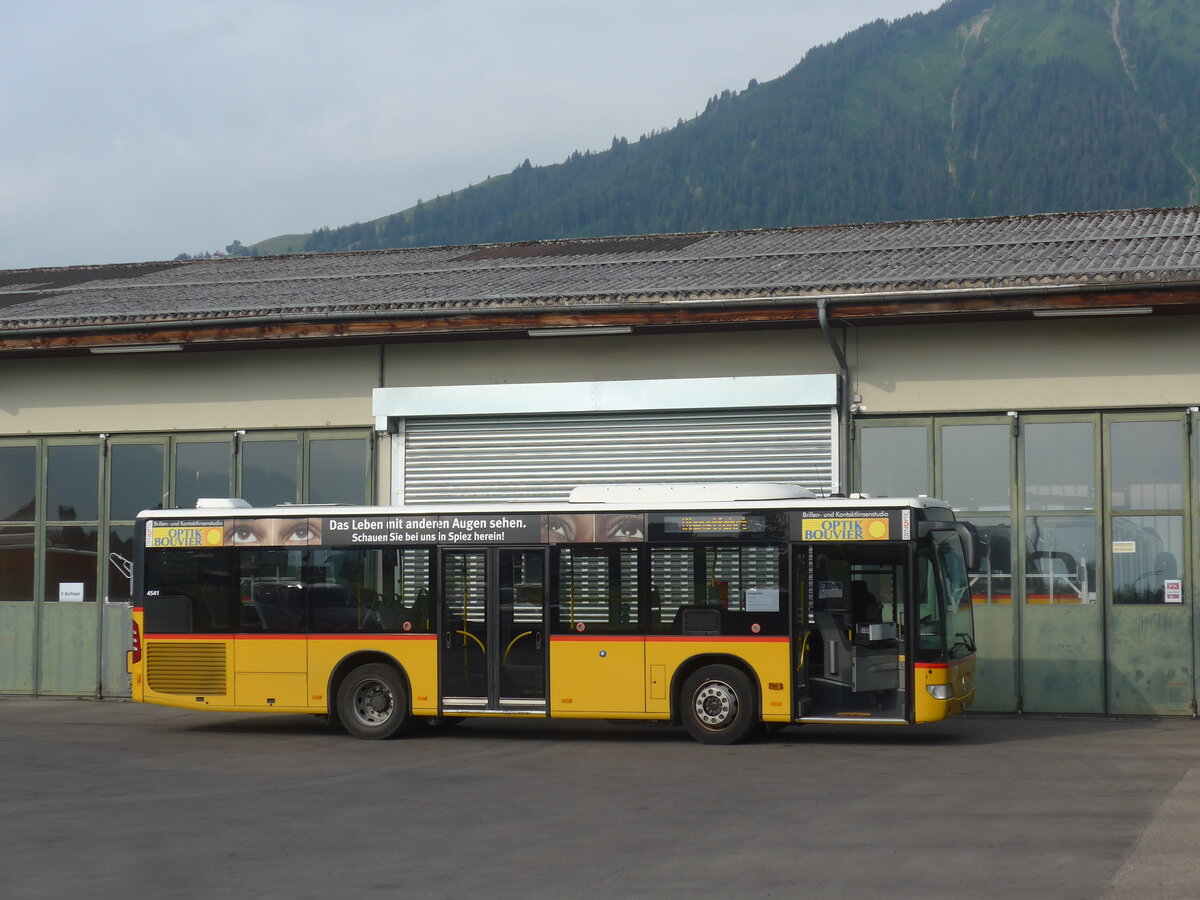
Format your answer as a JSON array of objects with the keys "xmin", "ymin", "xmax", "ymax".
[
  {"xmin": 383, "ymin": 329, "xmax": 836, "ymax": 387},
  {"xmin": 0, "ymin": 346, "xmax": 380, "ymax": 436},
  {"xmin": 0, "ymin": 331, "xmax": 842, "ymax": 438},
  {"xmin": 6, "ymin": 313, "xmax": 1198, "ymax": 437},
  {"xmin": 852, "ymin": 315, "xmax": 1200, "ymax": 414}
]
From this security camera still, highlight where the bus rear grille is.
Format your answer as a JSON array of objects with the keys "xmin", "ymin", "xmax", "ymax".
[{"xmin": 147, "ymin": 642, "xmax": 227, "ymax": 695}]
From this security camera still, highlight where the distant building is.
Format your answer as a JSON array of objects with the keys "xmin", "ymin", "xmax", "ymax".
[{"xmin": 2, "ymin": 206, "xmax": 1198, "ymax": 715}]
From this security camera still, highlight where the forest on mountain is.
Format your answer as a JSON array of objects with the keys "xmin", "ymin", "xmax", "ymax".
[{"xmin": 252, "ymin": 0, "xmax": 1200, "ymax": 256}]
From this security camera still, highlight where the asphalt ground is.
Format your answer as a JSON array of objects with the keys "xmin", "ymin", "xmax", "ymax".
[{"xmin": 2, "ymin": 699, "xmax": 1199, "ymax": 900}]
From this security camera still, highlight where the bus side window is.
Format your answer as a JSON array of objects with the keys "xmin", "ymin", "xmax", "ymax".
[
  {"xmin": 394, "ymin": 548, "xmax": 434, "ymax": 632},
  {"xmin": 649, "ymin": 546, "xmax": 694, "ymax": 632},
  {"xmin": 304, "ymin": 547, "xmax": 433, "ymax": 633},
  {"xmin": 551, "ymin": 546, "xmax": 640, "ymax": 635},
  {"xmin": 649, "ymin": 543, "xmax": 786, "ymax": 636},
  {"xmin": 916, "ymin": 551, "xmax": 945, "ymax": 654},
  {"xmin": 143, "ymin": 548, "xmax": 235, "ymax": 634}
]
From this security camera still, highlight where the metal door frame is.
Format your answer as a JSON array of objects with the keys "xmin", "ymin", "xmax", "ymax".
[
  {"xmin": 1102, "ymin": 411, "xmax": 1194, "ymax": 714},
  {"xmin": 1016, "ymin": 414, "xmax": 1105, "ymax": 713}
]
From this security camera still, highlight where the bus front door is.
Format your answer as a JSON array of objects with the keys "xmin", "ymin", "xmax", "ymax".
[
  {"xmin": 439, "ymin": 548, "xmax": 547, "ymax": 714},
  {"xmin": 795, "ymin": 544, "xmax": 907, "ymax": 723}
]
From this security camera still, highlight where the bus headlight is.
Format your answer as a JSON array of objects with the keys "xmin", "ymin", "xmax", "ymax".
[{"xmin": 926, "ymin": 684, "xmax": 953, "ymax": 701}]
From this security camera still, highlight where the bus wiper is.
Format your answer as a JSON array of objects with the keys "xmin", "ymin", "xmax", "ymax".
[{"xmin": 953, "ymin": 632, "xmax": 976, "ymax": 654}]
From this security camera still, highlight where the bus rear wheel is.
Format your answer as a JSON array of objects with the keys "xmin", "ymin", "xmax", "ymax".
[
  {"xmin": 681, "ymin": 665, "xmax": 757, "ymax": 745},
  {"xmin": 337, "ymin": 663, "xmax": 409, "ymax": 740}
]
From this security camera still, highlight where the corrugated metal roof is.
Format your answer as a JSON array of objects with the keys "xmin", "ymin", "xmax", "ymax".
[{"xmin": 2, "ymin": 207, "xmax": 1199, "ymax": 332}]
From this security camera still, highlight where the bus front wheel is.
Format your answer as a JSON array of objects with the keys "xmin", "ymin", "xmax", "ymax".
[
  {"xmin": 337, "ymin": 663, "xmax": 409, "ymax": 740},
  {"xmin": 681, "ymin": 665, "xmax": 757, "ymax": 745}
]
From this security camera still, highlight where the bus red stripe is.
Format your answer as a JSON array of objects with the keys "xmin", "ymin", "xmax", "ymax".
[
  {"xmin": 307, "ymin": 633, "xmax": 436, "ymax": 641},
  {"xmin": 915, "ymin": 653, "xmax": 977, "ymax": 669},
  {"xmin": 646, "ymin": 635, "xmax": 789, "ymax": 643},
  {"xmin": 550, "ymin": 634, "xmax": 645, "ymax": 642},
  {"xmin": 144, "ymin": 634, "xmax": 229, "ymax": 640},
  {"xmin": 147, "ymin": 632, "xmax": 789, "ymax": 642},
  {"xmin": 549, "ymin": 634, "xmax": 789, "ymax": 643},
  {"xmin": 144, "ymin": 633, "xmax": 437, "ymax": 641}
]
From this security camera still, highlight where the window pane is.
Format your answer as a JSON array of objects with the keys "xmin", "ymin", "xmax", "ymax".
[
  {"xmin": 858, "ymin": 426, "xmax": 928, "ymax": 498},
  {"xmin": 175, "ymin": 442, "xmax": 231, "ymax": 508},
  {"xmin": 0, "ymin": 446, "xmax": 36, "ymax": 521},
  {"xmin": 941, "ymin": 424, "xmax": 1010, "ymax": 511},
  {"xmin": 1025, "ymin": 516, "xmax": 1097, "ymax": 604},
  {"xmin": 108, "ymin": 526, "xmax": 136, "ymax": 602},
  {"xmin": 47, "ymin": 444, "xmax": 99, "ymax": 522},
  {"xmin": 241, "ymin": 440, "xmax": 298, "ymax": 507},
  {"xmin": 710, "ymin": 544, "xmax": 785, "ymax": 620},
  {"xmin": 110, "ymin": 444, "xmax": 165, "ymax": 520},
  {"xmin": 1112, "ymin": 515, "xmax": 1184, "ymax": 604},
  {"xmin": 1110, "ymin": 421, "xmax": 1183, "ymax": 510},
  {"xmin": 307, "ymin": 547, "xmax": 420, "ymax": 633},
  {"xmin": 443, "ymin": 551, "xmax": 486, "ymax": 624},
  {"xmin": 916, "ymin": 551, "xmax": 941, "ymax": 657},
  {"xmin": 0, "ymin": 526, "xmax": 35, "ymax": 601},
  {"xmin": 498, "ymin": 548, "xmax": 544, "ymax": 699},
  {"xmin": 441, "ymin": 551, "xmax": 486, "ymax": 699},
  {"xmin": 934, "ymin": 531, "xmax": 975, "ymax": 660},
  {"xmin": 553, "ymin": 546, "xmax": 640, "ymax": 634},
  {"xmin": 308, "ymin": 438, "xmax": 368, "ymax": 504},
  {"xmin": 44, "ymin": 525, "xmax": 98, "ymax": 602},
  {"xmin": 650, "ymin": 545, "xmax": 698, "ymax": 631},
  {"xmin": 649, "ymin": 544, "xmax": 787, "ymax": 635},
  {"xmin": 1024, "ymin": 423, "xmax": 1095, "ymax": 511},
  {"xmin": 144, "ymin": 549, "xmax": 235, "ymax": 632},
  {"xmin": 961, "ymin": 516, "xmax": 1011, "ymax": 604},
  {"xmin": 394, "ymin": 548, "xmax": 434, "ymax": 631},
  {"xmin": 238, "ymin": 548, "xmax": 305, "ymax": 632}
]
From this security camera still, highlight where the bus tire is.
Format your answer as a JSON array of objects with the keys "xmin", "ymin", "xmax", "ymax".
[
  {"xmin": 681, "ymin": 665, "xmax": 757, "ymax": 745},
  {"xmin": 336, "ymin": 663, "xmax": 409, "ymax": 740}
]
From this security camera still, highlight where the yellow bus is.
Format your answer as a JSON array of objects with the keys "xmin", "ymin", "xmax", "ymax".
[{"xmin": 129, "ymin": 483, "xmax": 977, "ymax": 744}]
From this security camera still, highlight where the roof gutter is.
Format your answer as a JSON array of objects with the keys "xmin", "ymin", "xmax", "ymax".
[{"xmin": 818, "ymin": 300, "xmax": 851, "ymax": 496}]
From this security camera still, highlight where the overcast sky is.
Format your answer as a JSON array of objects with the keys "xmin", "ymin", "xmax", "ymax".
[{"xmin": 1, "ymin": 0, "xmax": 943, "ymax": 270}]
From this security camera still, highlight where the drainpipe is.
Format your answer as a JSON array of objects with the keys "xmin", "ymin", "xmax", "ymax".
[{"xmin": 818, "ymin": 300, "xmax": 851, "ymax": 496}]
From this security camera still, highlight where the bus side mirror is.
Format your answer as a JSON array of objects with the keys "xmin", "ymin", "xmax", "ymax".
[
  {"xmin": 955, "ymin": 522, "xmax": 980, "ymax": 573},
  {"xmin": 917, "ymin": 520, "xmax": 981, "ymax": 572}
]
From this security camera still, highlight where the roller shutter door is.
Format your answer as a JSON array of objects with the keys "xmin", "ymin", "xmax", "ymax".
[{"xmin": 401, "ymin": 407, "xmax": 834, "ymax": 503}]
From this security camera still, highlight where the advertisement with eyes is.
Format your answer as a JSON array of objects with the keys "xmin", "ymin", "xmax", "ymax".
[
  {"xmin": 144, "ymin": 518, "xmax": 324, "ymax": 548},
  {"xmin": 542, "ymin": 513, "xmax": 645, "ymax": 543},
  {"xmin": 222, "ymin": 518, "xmax": 322, "ymax": 547},
  {"xmin": 149, "ymin": 514, "xmax": 651, "ymax": 548}
]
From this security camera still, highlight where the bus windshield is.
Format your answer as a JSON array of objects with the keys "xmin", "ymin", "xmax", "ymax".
[{"xmin": 917, "ymin": 530, "xmax": 976, "ymax": 663}]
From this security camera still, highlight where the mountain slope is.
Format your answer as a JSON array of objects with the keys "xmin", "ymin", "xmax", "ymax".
[{"xmin": 257, "ymin": 0, "xmax": 1200, "ymax": 255}]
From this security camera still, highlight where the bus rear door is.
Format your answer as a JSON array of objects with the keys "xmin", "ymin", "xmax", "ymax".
[{"xmin": 439, "ymin": 548, "xmax": 547, "ymax": 714}]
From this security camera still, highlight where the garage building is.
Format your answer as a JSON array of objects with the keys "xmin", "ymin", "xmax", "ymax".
[{"xmin": 2, "ymin": 205, "xmax": 1199, "ymax": 715}]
